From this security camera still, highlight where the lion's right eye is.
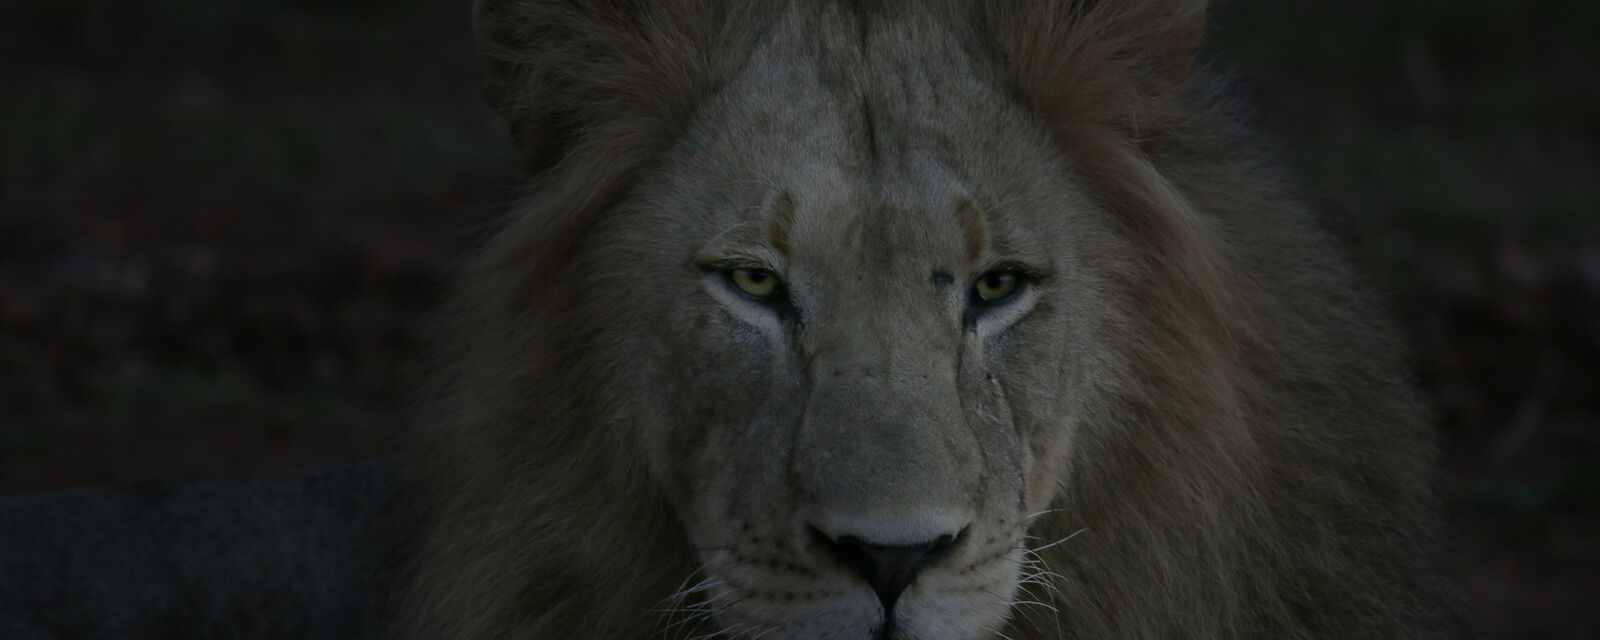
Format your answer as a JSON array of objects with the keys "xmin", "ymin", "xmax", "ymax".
[
  {"xmin": 726, "ymin": 268, "xmax": 784, "ymax": 301},
  {"xmin": 971, "ymin": 268, "xmax": 1024, "ymax": 305}
]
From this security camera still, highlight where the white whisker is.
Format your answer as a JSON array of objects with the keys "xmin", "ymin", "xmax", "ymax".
[
  {"xmin": 1024, "ymin": 507, "xmax": 1069, "ymax": 521},
  {"xmin": 1029, "ymin": 527, "xmax": 1088, "ymax": 553}
]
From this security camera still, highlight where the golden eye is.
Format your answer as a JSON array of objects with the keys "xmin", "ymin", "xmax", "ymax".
[
  {"xmin": 728, "ymin": 268, "xmax": 782, "ymax": 299},
  {"xmin": 972, "ymin": 269, "xmax": 1023, "ymax": 304}
]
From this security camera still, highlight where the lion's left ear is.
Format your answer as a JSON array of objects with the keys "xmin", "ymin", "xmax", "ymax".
[
  {"xmin": 470, "ymin": 1, "xmax": 770, "ymax": 283},
  {"xmin": 984, "ymin": 1, "xmax": 1235, "ymax": 354},
  {"xmin": 472, "ymin": 0, "xmax": 763, "ymax": 176},
  {"xmin": 983, "ymin": 0, "xmax": 1206, "ymax": 154}
]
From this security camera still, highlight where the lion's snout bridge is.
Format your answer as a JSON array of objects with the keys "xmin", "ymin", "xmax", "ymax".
[{"xmin": 788, "ymin": 345, "xmax": 984, "ymax": 629}]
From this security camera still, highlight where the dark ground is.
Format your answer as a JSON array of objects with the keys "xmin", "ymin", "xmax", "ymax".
[{"xmin": 1, "ymin": 1, "xmax": 1596, "ymax": 638}]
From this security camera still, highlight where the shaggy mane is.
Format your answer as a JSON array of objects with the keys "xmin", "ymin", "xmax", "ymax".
[{"xmin": 401, "ymin": 2, "xmax": 1458, "ymax": 639}]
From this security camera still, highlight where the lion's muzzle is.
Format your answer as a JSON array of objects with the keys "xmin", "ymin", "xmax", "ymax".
[{"xmin": 808, "ymin": 526, "xmax": 966, "ymax": 622}]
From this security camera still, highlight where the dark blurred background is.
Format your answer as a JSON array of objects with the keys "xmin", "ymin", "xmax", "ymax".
[{"xmin": 1, "ymin": 1, "xmax": 1595, "ymax": 638}]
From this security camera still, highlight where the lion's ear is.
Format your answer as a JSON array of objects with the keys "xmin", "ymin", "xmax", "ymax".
[
  {"xmin": 472, "ymin": 0, "xmax": 759, "ymax": 175},
  {"xmin": 472, "ymin": 0, "xmax": 565, "ymax": 174},
  {"xmin": 985, "ymin": 1, "xmax": 1233, "ymax": 349},
  {"xmin": 984, "ymin": 0, "xmax": 1206, "ymax": 154}
]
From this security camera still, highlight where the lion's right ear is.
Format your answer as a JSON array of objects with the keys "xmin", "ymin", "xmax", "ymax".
[
  {"xmin": 982, "ymin": 0, "xmax": 1206, "ymax": 155},
  {"xmin": 473, "ymin": 0, "xmax": 765, "ymax": 176}
]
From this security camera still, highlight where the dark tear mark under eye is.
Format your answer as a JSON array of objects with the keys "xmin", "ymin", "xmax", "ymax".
[
  {"xmin": 862, "ymin": 99, "xmax": 879, "ymax": 164},
  {"xmin": 931, "ymin": 270, "xmax": 955, "ymax": 286}
]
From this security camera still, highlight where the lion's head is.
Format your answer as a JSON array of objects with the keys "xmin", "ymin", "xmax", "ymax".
[{"xmin": 401, "ymin": 2, "xmax": 1454, "ymax": 639}]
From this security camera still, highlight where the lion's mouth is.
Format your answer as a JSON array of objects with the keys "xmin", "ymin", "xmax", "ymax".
[
  {"xmin": 685, "ymin": 549, "xmax": 1019, "ymax": 640},
  {"xmin": 872, "ymin": 617, "xmax": 902, "ymax": 640},
  {"xmin": 807, "ymin": 526, "xmax": 967, "ymax": 613}
]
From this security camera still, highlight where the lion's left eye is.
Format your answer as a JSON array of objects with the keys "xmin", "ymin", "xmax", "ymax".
[
  {"xmin": 727, "ymin": 268, "xmax": 784, "ymax": 300},
  {"xmin": 972, "ymin": 268, "xmax": 1024, "ymax": 305}
]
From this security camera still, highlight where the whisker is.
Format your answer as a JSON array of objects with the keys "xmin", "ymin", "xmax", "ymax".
[
  {"xmin": 655, "ymin": 570, "xmax": 746, "ymax": 640},
  {"xmin": 1009, "ymin": 598, "xmax": 1060, "ymax": 613},
  {"xmin": 1029, "ymin": 527, "xmax": 1088, "ymax": 553},
  {"xmin": 1011, "ymin": 564, "xmax": 1067, "ymax": 638},
  {"xmin": 691, "ymin": 621, "xmax": 751, "ymax": 640},
  {"xmin": 743, "ymin": 623, "xmax": 781, "ymax": 640},
  {"xmin": 988, "ymin": 585, "xmax": 1050, "ymax": 637},
  {"xmin": 1018, "ymin": 568, "xmax": 1071, "ymax": 603}
]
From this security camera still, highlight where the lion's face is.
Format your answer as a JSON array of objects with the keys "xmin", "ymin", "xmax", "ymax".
[
  {"xmin": 574, "ymin": 13, "xmax": 1121, "ymax": 640},
  {"xmin": 416, "ymin": 3, "xmax": 1448, "ymax": 639}
]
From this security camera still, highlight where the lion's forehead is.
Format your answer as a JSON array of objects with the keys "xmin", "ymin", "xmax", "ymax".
[{"xmin": 677, "ymin": 7, "xmax": 1059, "ymax": 283}]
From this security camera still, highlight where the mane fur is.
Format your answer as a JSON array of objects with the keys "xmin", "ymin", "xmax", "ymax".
[
  {"xmin": 401, "ymin": 5, "xmax": 781, "ymax": 637},
  {"xmin": 401, "ymin": 1, "xmax": 1459, "ymax": 638}
]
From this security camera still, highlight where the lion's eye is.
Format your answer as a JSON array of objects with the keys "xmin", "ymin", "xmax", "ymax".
[
  {"xmin": 972, "ymin": 269, "xmax": 1023, "ymax": 305},
  {"xmin": 727, "ymin": 268, "xmax": 783, "ymax": 300}
]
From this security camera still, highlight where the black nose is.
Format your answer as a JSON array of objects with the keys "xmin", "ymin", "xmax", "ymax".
[{"xmin": 810, "ymin": 528, "xmax": 964, "ymax": 612}]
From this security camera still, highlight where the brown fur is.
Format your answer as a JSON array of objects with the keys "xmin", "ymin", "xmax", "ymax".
[{"xmin": 400, "ymin": 1, "xmax": 1461, "ymax": 639}]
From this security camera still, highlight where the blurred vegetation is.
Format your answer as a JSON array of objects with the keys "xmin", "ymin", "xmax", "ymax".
[
  {"xmin": 1211, "ymin": 5, "xmax": 1600, "ymax": 637},
  {"xmin": 1215, "ymin": 0, "xmax": 1599, "ymax": 239},
  {"xmin": 0, "ymin": 1, "xmax": 1595, "ymax": 638},
  {"xmin": 0, "ymin": 0, "xmax": 520, "ymax": 485}
]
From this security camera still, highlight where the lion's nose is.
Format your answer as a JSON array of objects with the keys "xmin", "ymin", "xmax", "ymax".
[{"xmin": 809, "ymin": 527, "xmax": 965, "ymax": 613}]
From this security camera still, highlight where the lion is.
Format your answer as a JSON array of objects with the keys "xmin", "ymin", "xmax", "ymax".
[{"xmin": 400, "ymin": 1, "xmax": 1462, "ymax": 639}]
